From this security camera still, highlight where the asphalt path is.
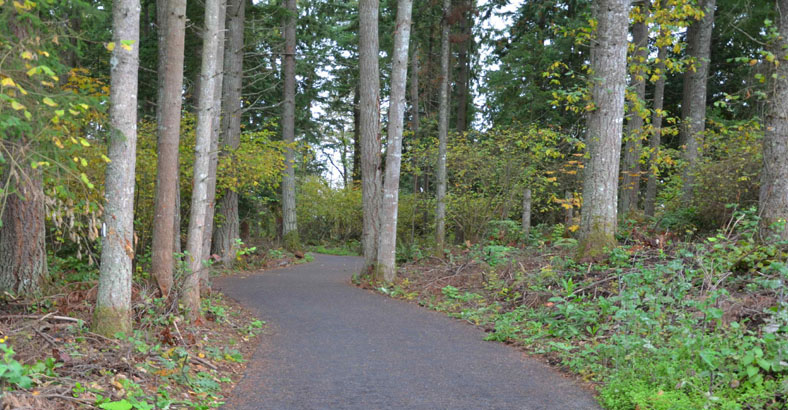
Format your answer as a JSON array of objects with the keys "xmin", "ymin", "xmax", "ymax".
[{"xmin": 217, "ymin": 254, "xmax": 600, "ymax": 410}]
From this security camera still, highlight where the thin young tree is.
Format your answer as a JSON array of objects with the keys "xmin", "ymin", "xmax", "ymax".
[
  {"xmin": 359, "ymin": 0, "xmax": 382, "ymax": 271},
  {"xmin": 93, "ymin": 0, "xmax": 140, "ymax": 336},
  {"xmin": 377, "ymin": 0, "xmax": 414, "ymax": 282},
  {"xmin": 281, "ymin": 0, "xmax": 299, "ymax": 250},
  {"xmin": 577, "ymin": 0, "xmax": 631, "ymax": 259},
  {"xmin": 435, "ymin": 0, "xmax": 450, "ymax": 251},
  {"xmin": 201, "ymin": 0, "xmax": 227, "ymax": 288},
  {"xmin": 645, "ymin": 6, "xmax": 668, "ymax": 217},
  {"xmin": 183, "ymin": 0, "xmax": 224, "ymax": 321},
  {"xmin": 619, "ymin": 1, "xmax": 648, "ymax": 215},
  {"xmin": 760, "ymin": 0, "xmax": 788, "ymax": 240},
  {"xmin": 150, "ymin": 0, "xmax": 187, "ymax": 298},
  {"xmin": 213, "ymin": 0, "xmax": 245, "ymax": 267},
  {"xmin": 454, "ymin": 0, "xmax": 473, "ymax": 133},
  {"xmin": 679, "ymin": 0, "xmax": 716, "ymax": 202}
]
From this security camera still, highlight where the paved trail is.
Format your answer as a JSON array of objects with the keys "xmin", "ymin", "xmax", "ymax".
[{"xmin": 217, "ymin": 254, "xmax": 600, "ymax": 410}]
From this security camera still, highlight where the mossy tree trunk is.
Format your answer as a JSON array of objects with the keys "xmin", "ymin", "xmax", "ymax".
[
  {"xmin": 94, "ymin": 0, "xmax": 140, "ymax": 337},
  {"xmin": 577, "ymin": 0, "xmax": 631, "ymax": 259}
]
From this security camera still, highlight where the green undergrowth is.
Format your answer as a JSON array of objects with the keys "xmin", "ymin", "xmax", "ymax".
[
  {"xmin": 369, "ymin": 210, "xmax": 788, "ymax": 409},
  {"xmin": 308, "ymin": 242, "xmax": 360, "ymax": 257}
]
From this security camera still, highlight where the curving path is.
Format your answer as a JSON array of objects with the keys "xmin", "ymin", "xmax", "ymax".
[{"xmin": 217, "ymin": 254, "xmax": 600, "ymax": 410}]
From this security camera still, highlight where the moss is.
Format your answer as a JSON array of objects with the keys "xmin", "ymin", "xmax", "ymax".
[
  {"xmin": 92, "ymin": 306, "xmax": 132, "ymax": 338},
  {"xmin": 577, "ymin": 221, "xmax": 617, "ymax": 260},
  {"xmin": 282, "ymin": 230, "xmax": 301, "ymax": 252}
]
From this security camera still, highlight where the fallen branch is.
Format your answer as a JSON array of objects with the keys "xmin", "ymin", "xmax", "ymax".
[{"xmin": 0, "ymin": 314, "xmax": 82, "ymax": 323}]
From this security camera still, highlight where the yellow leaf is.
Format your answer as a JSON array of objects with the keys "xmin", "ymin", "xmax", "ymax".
[
  {"xmin": 21, "ymin": 51, "xmax": 33, "ymax": 60},
  {"xmin": 568, "ymin": 225, "xmax": 580, "ymax": 233},
  {"xmin": 1, "ymin": 77, "xmax": 16, "ymax": 87},
  {"xmin": 106, "ymin": 42, "xmax": 115, "ymax": 51},
  {"xmin": 79, "ymin": 138, "xmax": 90, "ymax": 147},
  {"xmin": 11, "ymin": 101, "xmax": 25, "ymax": 111},
  {"xmin": 37, "ymin": 50, "xmax": 49, "ymax": 57},
  {"xmin": 53, "ymin": 137, "xmax": 64, "ymax": 149},
  {"xmin": 42, "ymin": 97, "xmax": 57, "ymax": 107},
  {"xmin": 80, "ymin": 158, "xmax": 87, "ymax": 167}
]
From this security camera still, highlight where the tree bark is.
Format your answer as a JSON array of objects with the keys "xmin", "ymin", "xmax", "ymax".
[
  {"xmin": 578, "ymin": 0, "xmax": 630, "ymax": 259},
  {"xmin": 565, "ymin": 190, "xmax": 574, "ymax": 225},
  {"xmin": 619, "ymin": 2, "xmax": 648, "ymax": 215},
  {"xmin": 680, "ymin": 0, "xmax": 715, "ymax": 203},
  {"xmin": 281, "ymin": 0, "xmax": 299, "ymax": 249},
  {"xmin": 0, "ymin": 162, "xmax": 48, "ymax": 295},
  {"xmin": 359, "ymin": 0, "xmax": 382, "ymax": 272},
  {"xmin": 151, "ymin": 0, "xmax": 187, "ymax": 298},
  {"xmin": 201, "ymin": 0, "xmax": 227, "ymax": 286},
  {"xmin": 760, "ymin": 0, "xmax": 788, "ymax": 241},
  {"xmin": 645, "ymin": 26, "xmax": 668, "ymax": 217},
  {"xmin": 183, "ymin": 0, "xmax": 223, "ymax": 321},
  {"xmin": 352, "ymin": 84, "xmax": 361, "ymax": 184},
  {"xmin": 521, "ymin": 188, "xmax": 531, "ymax": 240},
  {"xmin": 435, "ymin": 0, "xmax": 451, "ymax": 250},
  {"xmin": 94, "ymin": 0, "xmax": 140, "ymax": 336},
  {"xmin": 376, "ymin": 0, "xmax": 413, "ymax": 282},
  {"xmin": 454, "ymin": 0, "xmax": 472, "ymax": 133},
  {"xmin": 0, "ymin": 17, "xmax": 47, "ymax": 296},
  {"xmin": 213, "ymin": 0, "xmax": 245, "ymax": 267},
  {"xmin": 410, "ymin": 46, "xmax": 420, "ymax": 133}
]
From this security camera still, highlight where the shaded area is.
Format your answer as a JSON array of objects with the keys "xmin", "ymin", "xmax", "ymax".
[{"xmin": 217, "ymin": 254, "xmax": 599, "ymax": 410}]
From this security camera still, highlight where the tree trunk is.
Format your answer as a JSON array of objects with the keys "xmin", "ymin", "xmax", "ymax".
[
  {"xmin": 565, "ymin": 190, "xmax": 574, "ymax": 225},
  {"xmin": 435, "ymin": 0, "xmax": 451, "ymax": 250},
  {"xmin": 352, "ymin": 84, "xmax": 361, "ymax": 184},
  {"xmin": 201, "ymin": 0, "xmax": 227, "ymax": 286},
  {"xmin": 359, "ymin": 0, "xmax": 382, "ymax": 272},
  {"xmin": 645, "ymin": 26, "xmax": 668, "ymax": 217},
  {"xmin": 94, "ymin": 0, "xmax": 140, "ymax": 336},
  {"xmin": 454, "ymin": 0, "xmax": 472, "ymax": 133},
  {"xmin": 0, "ymin": 18, "xmax": 47, "ymax": 296},
  {"xmin": 760, "ymin": 0, "xmax": 788, "ymax": 241},
  {"xmin": 521, "ymin": 187, "xmax": 531, "ymax": 240},
  {"xmin": 410, "ymin": 46, "xmax": 420, "ymax": 133},
  {"xmin": 680, "ymin": 0, "xmax": 715, "ymax": 203},
  {"xmin": 281, "ymin": 0, "xmax": 299, "ymax": 250},
  {"xmin": 0, "ymin": 163, "xmax": 48, "ymax": 295},
  {"xmin": 619, "ymin": 3, "xmax": 648, "ymax": 216},
  {"xmin": 213, "ymin": 0, "xmax": 245, "ymax": 267},
  {"xmin": 577, "ymin": 0, "xmax": 630, "ymax": 259},
  {"xmin": 151, "ymin": 0, "xmax": 187, "ymax": 298},
  {"xmin": 376, "ymin": 0, "xmax": 413, "ymax": 282},
  {"xmin": 183, "ymin": 0, "xmax": 223, "ymax": 321}
]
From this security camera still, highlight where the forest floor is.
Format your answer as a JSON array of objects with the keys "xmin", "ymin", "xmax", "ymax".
[
  {"xmin": 0, "ymin": 249, "xmax": 306, "ymax": 410},
  {"xmin": 216, "ymin": 253, "xmax": 598, "ymax": 409}
]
